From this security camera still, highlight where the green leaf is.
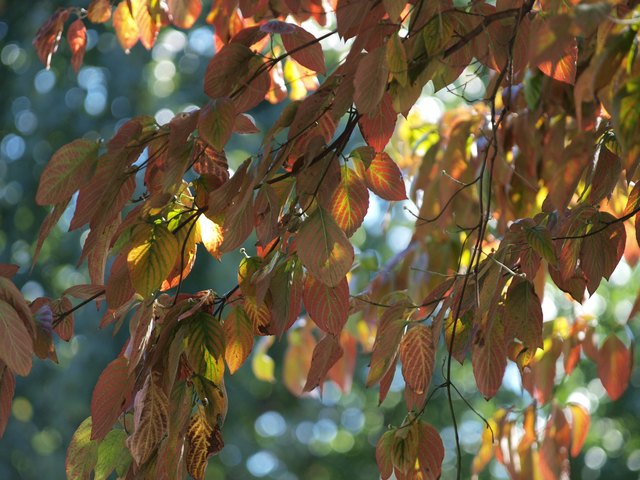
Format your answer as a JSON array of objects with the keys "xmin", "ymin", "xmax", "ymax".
[
  {"xmin": 127, "ymin": 223, "xmax": 180, "ymax": 297},
  {"xmin": 94, "ymin": 429, "xmax": 131, "ymax": 480},
  {"xmin": 613, "ymin": 77, "xmax": 640, "ymax": 154},
  {"xmin": 66, "ymin": 417, "xmax": 98, "ymax": 480},
  {"xmin": 297, "ymin": 206, "xmax": 354, "ymax": 287},
  {"xmin": 36, "ymin": 139, "xmax": 99, "ymax": 206},
  {"xmin": 524, "ymin": 225, "xmax": 557, "ymax": 265}
]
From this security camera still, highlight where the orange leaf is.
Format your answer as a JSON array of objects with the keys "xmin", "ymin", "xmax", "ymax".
[
  {"xmin": 399, "ymin": 324, "xmax": 435, "ymax": 395},
  {"xmin": 87, "ymin": 0, "xmax": 112, "ymax": 23},
  {"xmin": 113, "ymin": 1, "xmax": 140, "ymax": 52},
  {"xmin": 354, "ymin": 45, "xmax": 389, "ymax": 114},
  {"xmin": 33, "ymin": 8, "xmax": 70, "ymax": 68},
  {"xmin": 358, "ymin": 94, "xmax": 397, "ymax": 153},
  {"xmin": 328, "ymin": 166, "xmax": 369, "ymax": 237},
  {"xmin": 67, "ymin": 19, "xmax": 87, "ymax": 73},
  {"xmin": 303, "ymin": 274, "xmax": 349, "ymax": 336},
  {"xmin": 127, "ymin": 373, "xmax": 169, "ymax": 465},
  {"xmin": 297, "ymin": 206, "xmax": 354, "ymax": 287},
  {"xmin": 366, "ymin": 303, "xmax": 408, "ymax": 387},
  {"xmin": 505, "ymin": 279, "xmax": 543, "ymax": 353},
  {"xmin": 597, "ymin": 334, "xmax": 632, "ymax": 400},
  {"xmin": 0, "ymin": 299, "xmax": 33, "ymax": 377},
  {"xmin": 36, "ymin": 139, "xmax": 99, "ymax": 206},
  {"xmin": 417, "ymin": 422, "xmax": 444, "ymax": 480},
  {"xmin": 223, "ymin": 307, "xmax": 254, "ymax": 374},
  {"xmin": 303, "ymin": 334, "xmax": 344, "ymax": 392},
  {"xmin": 131, "ymin": 0, "xmax": 158, "ymax": 50},
  {"xmin": 567, "ymin": 403, "xmax": 590, "ymax": 457},
  {"xmin": 168, "ymin": 0, "xmax": 202, "ymax": 29},
  {"xmin": 538, "ymin": 37, "xmax": 578, "ymax": 85},
  {"xmin": 90, "ymin": 357, "xmax": 133, "ymax": 441},
  {"xmin": 365, "ymin": 152, "xmax": 407, "ymax": 201},
  {"xmin": 281, "ymin": 24, "xmax": 326, "ymax": 75},
  {"xmin": 0, "ymin": 363, "xmax": 15, "ymax": 437}
]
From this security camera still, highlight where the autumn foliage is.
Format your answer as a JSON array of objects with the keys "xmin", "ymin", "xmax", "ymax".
[{"xmin": 1, "ymin": 0, "xmax": 640, "ymax": 478}]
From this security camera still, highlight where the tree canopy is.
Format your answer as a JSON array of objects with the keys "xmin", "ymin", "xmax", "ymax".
[{"xmin": 2, "ymin": 0, "xmax": 640, "ymax": 478}]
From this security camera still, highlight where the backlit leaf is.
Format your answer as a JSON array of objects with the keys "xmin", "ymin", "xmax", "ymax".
[
  {"xmin": 168, "ymin": 0, "xmax": 202, "ymax": 29},
  {"xmin": 376, "ymin": 429, "xmax": 395, "ymax": 480},
  {"xmin": 113, "ymin": 1, "xmax": 139, "ymax": 52},
  {"xmin": 597, "ymin": 334, "xmax": 632, "ymax": 400},
  {"xmin": 417, "ymin": 422, "xmax": 444, "ymax": 479},
  {"xmin": 399, "ymin": 324, "xmax": 435, "ymax": 395},
  {"xmin": 87, "ymin": 0, "xmax": 112, "ymax": 23},
  {"xmin": 186, "ymin": 406, "xmax": 222, "ymax": 480},
  {"xmin": 366, "ymin": 303, "xmax": 408, "ymax": 387},
  {"xmin": 90, "ymin": 357, "xmax": 133, "ymax": 441},
  {"xmin": 67, "ymin": 19, "xmax": 87, "ymax": 73},
  {"xmin": 127, "ymin": 373, "xmax": 169, "ymax": 465},
  {"xmin": 392, "ymin": 422, "xmax": 418, "ymax": 474},
  {"xmin": 524, "ymin": 225, "xmax": 557, "ymax": 265},
  {"xmin": 297, "ymin": 205, "xmax": 355, "ymax": 287},
  {"xmin": 386, "ymin": 34, "xmax": 407, "ymax": 86},
  {"xmin": 505, "ymin": 279, "xmax": 543, "ymax": 354},
  {"xmin": 223, "ymin": 307, "xmax": 253, "ymax": 374},
  {"xmin": 303, "ymin": 274, "xmax": 349, "ymax": 336},
  {"xmin": 66, "ymin": 417, "xmax": 98, "ymax": 480},
  {"xmin": 127, "ymin": 223, "xmax": 180, "ymax": 298},
  {"xmin": 538, "ymin": 37, "xmax": 577, "ymax": 85},
  {"xmin": 281, "ymin": 25, "xmax": 326, "ymax": 75},
  {"xmin": 354, "ymin": 45, "xmax": 389, "ymax": 114},
  {"xmin": 472, "ymin": 315, "xmax": 507, "ymax": 399},
  {"xmin": 358, "ymin": 94, "xmax": 397, "ymax": 153},
  {"xmin": 567, "ymin": 403, "xmax": 590, "ymax": 457},
  {"xmin": 0, "ymin": 299, "xmax": 33, "ymax": 376},
  {"xmin": 188, "ymin": 312, "xmax": 226, "ymax": 383},
  {"xmin": 612, "ymin": 77, "xmax": 640, "ymax": 156},
  {"xmin": 198, "ymin": 99, "xmax": 236, "ymax": 151},
  {"xmin": 252, "ymin": 337, "xmax": 276, "ymax": 382},
  {"xmin": 365, "ymin": 152, "xmax": 407, "ymax": 201},
  {"xmin": 328, "ymin": 166, "xmax": 369, "ymax": 237},
  {"xmin": 303, "ymin": 334, "xmax": 343, "ymax": 392},
  {"xmin": 36, "ymin": 138, "xmax": 99, "ymax": 206},
  {"xmin": 94, "ymin": 430, "xmax": 131, "ymax": 480}
]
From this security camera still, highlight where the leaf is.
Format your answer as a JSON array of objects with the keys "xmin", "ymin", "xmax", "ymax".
[
  {"xmin": 399, "ymin": 324, "xmax": 435, "ymax": 395},
  {"xmin": 224, "ymin": 306, "xmax": 254, "ymax": 374},
  {"xmin": 386, "ymin": 34, "xmax": 407, "ymax": 86},
  {"xmin": 0, "ymin": 363, "xmax": 15, "ymax": 437},
  {"xmin": 36, "ymin": 139, "xmax": 99, "ymax": 206},
  {"xmin": 188, "ymin": 312, "xmax": 226, "ymax": 383},
  {"xmin": 66, "ymin": 417, "xmax": 98, "ymax": 480},
  {"xmin": 127, "ymin": 223, "xmax": 180, "ymax": 298},
  {"xmin": 67, "ymin": 19, "xmax": 87, "ymax": 73},
  {"xmin": 252, "ymin": 337, "xmax": 276, "ymax": 382},
  {"xmin": 130, "ymin": 0, "xmax": 158, "ymax": 50},
  {"xmin": 0, "ymin": 299, "xmax": 33, "ymax": 376},
  {"xmin": 376, "ymin": 429, "xmax": 395, "ymax": 480},
  {"xmin": 127, "ymin": 373, "xmax": 169, "ymax": 465},
  {"xmin": 524, "ymin": 225, "xmax": 557, "ymax": 265},
  {"xmin": 281, "ymin": 25, "xmax": 326, "ymax": 75},
  {"xmin": 392, "ymin": 422, "xmax": 419, "ymax": 474},
  {"xmin": 328, "ymin": 166, "xmax": 369, "ymax": 237},
  {"xmin": 612, "ymin": 77, "xmax": 640, "ymax": 155},
  {"xmin": 87, "ymin": 0, "xmax": 112, "ymax": 23},
  {"xmin": 90, "ymin": 357, "xmax": 133, "ymax": 441},
  {"xmin": 417, "ymin": 422, "xmax": 444, "ymax": 479},
  {"xmin": 597, "ymin": 334, "xmax": 632, "ymax": 400},
  {"xmin": 365, "ymin": 152, "xmax": 407, "ymax": 201},
  {"xmin": 198, "ymin": 99, "xmax": 236, "ymax": 151},
  {"xmin": 505, "ymin": 279, "xmax": 543, "ymax": 354},
  {"xmin": 94, "ymin": 430, "xmax": 131, "ymax": 480},
  {"xmin": 354, "ymin": 45, "xmax": 389, "ymax": 114},
  {"xmin": 297, "ymin": 206, "xmax": 355, "ymax": 288},
  {"xmin": 472, "ymin": 315, "xmax": 507, "ymax": 399},
  {"xmin": 168, "ymin": 0, "xmax": 202, "ymax": 29},
  {"xmin": 358, "ymin": 94, "xmax": 397, "ymax": 153},
  {"xmin": 113, "ymin": 1, "xmax": 139, "ymax": 52},
  {"xmin": 579, "ymin": 212, "xmax": 626, "ymax": 294},
  {"xmin": 366, "ymin": 303, "xmax": 408, "ymax": 387},
  {"xmin": 303, "ymin": 334, "xmax": 344, "ymax": 392},
  {"xmin": 269, "ymin": 259, "xmax": 304, "ymax": 338},
  {"xmin": 538, "ymin": 37, "xmax": 578, "ymax": 85},
  {"xmin": 33, "ymin": 8, "xmax": 70, "ymax": 69},
  {"xmin": 567, "ymin": 403, "xmax": 590, "ymax": 457},
  {"xmin": 186, "ymin": 407, "xmax": 221, "ymax": 480},
  {"xmin": 234, "ymin": 113, "xmax": 260, "ymax": 134},
  {"xmin": 204, "ymin": 43, "xmax": 254, "ymax": 100},
  {"xmin": 303, "ymin": 274, "xmax": 349, "ymax": 336}
]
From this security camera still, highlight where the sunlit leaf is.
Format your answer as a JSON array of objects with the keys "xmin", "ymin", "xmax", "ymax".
[
  {"xmin": 168, "ymin": 0, "xmax": 202, "ymax": 29},
  {"xmin": 597, "ymin": 334, "xmax": 632, "ymax": 400},
  {"xmin": 281, "ymin": 24, "xmax": 326, "ymax": 75},
  {"xmin": 328, "ymin": 166, "xmax": 369, "ymax": 237},
  {"xmin": 365, "ymin": 152, "xmax": 407, "ymax": 201},
  {"xmin": 399, "ymin": 324, "xmax": 435, "ymax": 395},
  {"xmin": 113, "ymin": 1, "xmax": 140, "ymax": 52},
  {"xmin": 66, "ymin": 417, "xmax": 98, "ymax": 480},
  {"xmin": 223, "ymin": 307, "xmax": 254, "ymax": 374},
  {"xmin": 566, "ymin": 403, "xmax": 590, "ymax": 457},
  {"xmin": 67, "ymin": 19, "xmax": 87, "ymax": 73},
  {"xmin": 303, "ymin": 274, "xmax": 349, "ymax": 336},
  {"xmin": 94, "ymin": 430, "xmax": 131, "ymax": 480}
]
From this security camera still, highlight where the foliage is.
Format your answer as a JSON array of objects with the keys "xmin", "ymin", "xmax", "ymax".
[{"xmin": 2, "ymin": 0, "xmax": 640, "ymax": 478}]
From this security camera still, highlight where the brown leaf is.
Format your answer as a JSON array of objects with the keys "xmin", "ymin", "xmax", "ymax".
[
  {"xmin": 303, "ymin": 334, "xmax": 344, "ymax": 392},
  {"xmin": 90, "ymin": 357, "xmax": 133, "ymax": 441},
  {"xmin": 354, "ymin": 45, "xmax": 389, "ymax": 114},
  {"xmin": 399, "ymin": 324, "xmax": 435, "ymax": 395}
]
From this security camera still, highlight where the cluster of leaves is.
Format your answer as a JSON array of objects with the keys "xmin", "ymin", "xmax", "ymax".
[{"xmin": 1, "ymin": 0, "xmax": 640, "ymax": 478}]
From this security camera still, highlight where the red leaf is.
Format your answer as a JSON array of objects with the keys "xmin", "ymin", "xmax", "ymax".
[
  {"xmin": 0, "ymin": 264, "xmax": 19, "ymax": 279},
  {"xmin": 597, "ymin": 334, "xmax": 632, "ymax": 400},
  {"xmin": 67, "ymin": 19, "xmax": 87, "ymax": 73},
  {"xmin": 376, "ymin": 430, "xmax": 395, "ymax": 480},
  {"xmin": 328, "ymin": 166, "xmax": 369, "ymax": 237},
  {"xmin": 87, "ymin": 0, "xmax": 112, "ymax": 23},
  {"xmin": 472, "ymin": 315, "xmax": 507, "ymax": 399},
  {"xmin": 358, "ymin": 94, "xmax": 397, "ymax": 152},
  {"xmin": 538, "ymin": 37, "xmax": 578, "ymax": 85},
  {"xmin": 0, "ymin": 363, "xmax": 15, "ymax": 437},
  {"xmin": 36, "ymin": 139, "xmax": 99, "ymax": 206},
  {"xmin": 567, "ymin": 403, "xmax": 590, "ymax": 457},
  {"xmin": 399, "ymin": 325, "xmax": 435, "ymax": 395},
  {"xmin": 297, "ymin": 206, "xmax": 354, "ymax": 287},
  {"xmin": 417, "ymin": 422, "xmax": 444, "ymax": 479},
  {"xmin": 33, "ymin": 8, "xmax": 70, "ymax": 68},
  {"xmin": 365, "ymin": 152, "xmax": 407, "ymax": 201},
  {"xmin": 303, "ymin": 334, "xmax": 344, "ymax": 392},
  {"xmin": 198, "ymin": 99, "xmax": 236, "ymax": 151},
  {"xmin": 354, "ymin": 45, "xmax": 389, "ymax": 114},
  {"xmin": 303, "ymin": 274, "xmax": 349, "ymax": 336},
  {"xmin": 204, "ymin": 43, "xmax": 254, "ymax": 100},
  {"xmin": 281, "ymin": 25, "xmax": 326, "ymax": 75},
  {"xmin": 0, "ymin": 299, "xmax": 33, "ymax": 376},
  {"xmin": 168, "ymin": 0, "xmax": 202, "ymax": 29},
  {"xmin": 366, "ymin": 303, "xmax": 408, "ymax": 387},
  {"xmin": 234, "ymin": 113, "xmax": 260, "ymax": 134},
  {"xmin": 90, "ymin": 356, "xmax": 133, "ymax": 441}
]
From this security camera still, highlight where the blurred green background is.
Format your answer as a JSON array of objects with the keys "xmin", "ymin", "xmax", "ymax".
[{"xmin": 1, "ymin": 2, "xmax": 640, "ymax": 479}]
